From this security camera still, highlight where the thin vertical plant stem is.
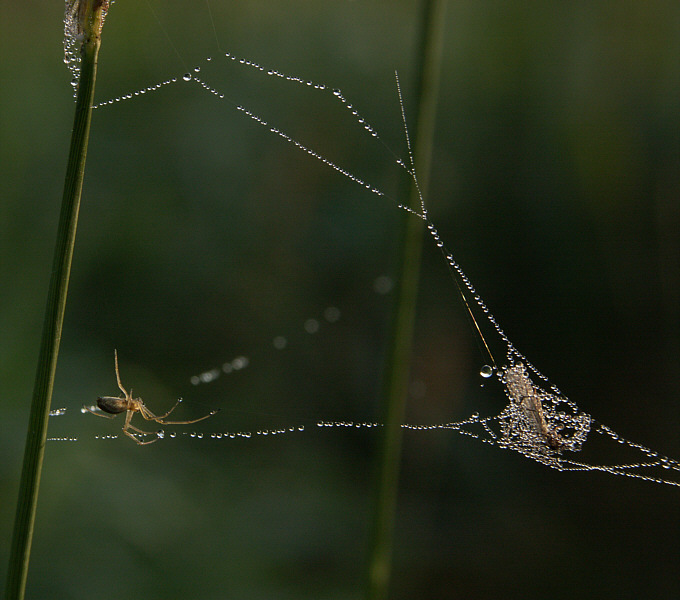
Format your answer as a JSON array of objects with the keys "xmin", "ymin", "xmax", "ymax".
[
  {"xmin": 4, "ymin": 4, "xmax": 107, "ymax": 598},
  {"xmin": 365, "ymin": 1, "xmax": 448, "ymax": 599}
]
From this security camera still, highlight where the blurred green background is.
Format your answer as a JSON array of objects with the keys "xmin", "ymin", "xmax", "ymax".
[{"xmin": 1, "ymin": 1, "xmax": 679, "ymax": 598}]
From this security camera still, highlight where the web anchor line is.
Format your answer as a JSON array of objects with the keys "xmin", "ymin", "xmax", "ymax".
[
  {"xmin": 49, "ymin": 408, "xmax": 680, "ymax": 487},
  {"xmin": 84, "ymin": 50, "xmax": 679, "ymax": 486}
]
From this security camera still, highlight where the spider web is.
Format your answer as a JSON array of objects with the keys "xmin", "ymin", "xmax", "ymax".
[{"xmin": 53, "ymin": 3, "xmax": 680, "ymax": 488}]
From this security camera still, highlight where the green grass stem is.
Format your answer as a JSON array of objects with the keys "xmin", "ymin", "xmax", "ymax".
[
  {"xmin": 4, "ymin": 5, "xmax": 106, "ymax": 598},
  {"xmin": 365, "ymin": 1, "xmax": 448, "ymax": 599}
]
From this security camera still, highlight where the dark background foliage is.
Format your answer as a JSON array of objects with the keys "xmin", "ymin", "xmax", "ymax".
[{"xmin": 1, "ymin": 1, "xmax": 678, "ymax": 598}]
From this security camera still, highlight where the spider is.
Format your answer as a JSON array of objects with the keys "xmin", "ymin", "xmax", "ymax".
[{"xmin": 84, "ymin": 350, "xmax": 218, "ymax": 445}]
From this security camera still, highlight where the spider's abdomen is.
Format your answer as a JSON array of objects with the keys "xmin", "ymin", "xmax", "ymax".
[{"xmin": 97, "ymin": 396, "xmax": 128, "ymax": 414}]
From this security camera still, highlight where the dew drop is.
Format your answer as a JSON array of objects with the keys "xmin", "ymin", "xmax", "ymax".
[
  {"xmin": 232, "ymin": 356, "xmax": 249, "ymax": 370},
  {"xmin": 373, "ymin": 275, "xmax": 394, "ymax": 295},
  {"xmin": 304, "ymin": 318, "xmax": 320, "ymax": 334},
  {"xmin": 182, "ymin": 73, "xmax": 192, "ymax": 82},
  {"xmin": 480, "ymin": 365, "xmax": 494, "ymax": 378},
  {"xmin": 324, "ymin": 306, "xmax": 341, "ymax": 323}
]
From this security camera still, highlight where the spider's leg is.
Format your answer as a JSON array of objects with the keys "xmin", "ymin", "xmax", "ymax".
[
  {"xmin": 152, "ymin": 399, "xmax": 183, "ymax": 420},
  {"xmin": 124, "ymin": 428, "xmax": 158, "ymax": 445},
  {"xmin": 122, "ymin": 409, "xmax": 143, "ymax": 444},
  {"xmin": 139, "ymin": 402, "xmax": 212, "ymax": 424},
  {"xmin": 154, "ymin": 410, "xmax": 218, "ymax": 425},
  {"xmin": 113, "ymin": 349, "xmax": 128, "ymax": 397},
  {"xmin": 123, "ymin": 409, "xmax": 162, "ymax": 444},
  {"xmin": 138, "ymin": 404, "xmax": 159, "ymax": 421},
  {"xmin": 125, "ymin": 408, "xmax": 158, "ymax": 435},
  {"xmin": 82, "ymin": 404, "xmax": 117, "ymax": 419},
  {"xmin": 127, "ymin": 422, "xmax": 160, "ymax": 435},
  {"xmin": 122, "ymin": 408, "xmax": 134, "ymax": 433}
]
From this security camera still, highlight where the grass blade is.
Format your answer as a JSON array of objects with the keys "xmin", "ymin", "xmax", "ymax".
[
  {"xmin": 4, "ymin": 3, "xmax": 108, "ymax": 598},
  {"xmin": 365, "ymin": 1, "xmax": 448, "ymax": 598}
]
